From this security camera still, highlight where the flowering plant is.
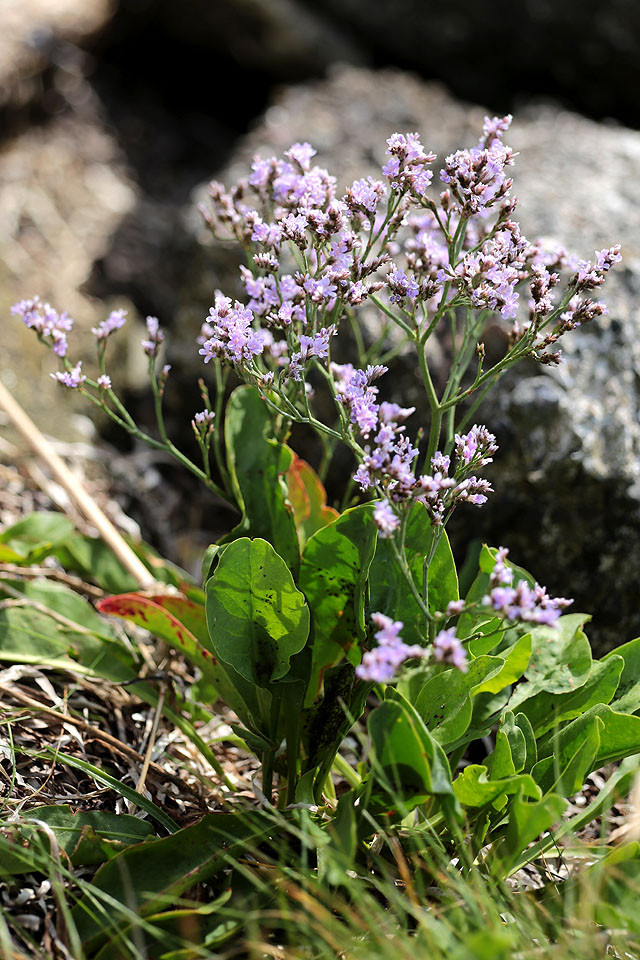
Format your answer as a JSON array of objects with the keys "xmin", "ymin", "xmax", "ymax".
[{"xmin": 13, "ymin": 115, "xmax": 637, "ymax": 875}]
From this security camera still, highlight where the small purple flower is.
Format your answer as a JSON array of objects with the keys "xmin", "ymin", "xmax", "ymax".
[
  {"xmin": 433, "ymin": 627, "xmax": 468, "ymax": 671},
  {"xmin": 284, "ymin": 141, "xmax": 317, "ymax": 171},
  {"xmin": 572, "ymin": 245, "xmax": 622, "ymax": 292},
  {"xmin": 483, "ymin": 550, "xmax": 572, "ymax": 626},
  {"xmin": 281, "ymin": 213, "xmax": 308, "ymax": 248},
  {"xmin": 356, "ymin": 613, "xmax": 426, "ymax": 683},
  {"xmin": 97, "ymin": 374, "xmax": 112, "ymax": 389},
  {"xmin": 388, "ymin": 268, "xmax": 419, "ymax": 305},
  {"xmin": 199, "ymin": 298, "xmax": 265, "ymax": 367},
  {"xmin": 344, "ymin": 177, "xmax": 385, "ymax": 214},
  {"xmin": 141, "ymin": 316, "xmax": 165, "ymax": 357},
  {"xmin": 194, "ymin": 409, "xmax": 215, "ymax": 426},
  {"xmin": 454, "ymin": 425, "xmax": 497, "ymax": 468},
  {"xmin": 12, "ymin": 296, "xmax": 74, "ymax": 357},
  {"xmin": 288, "ymin": 326, "xmax": 336, "ymax": 380},
  {"xmin": 51, "ymin": 362, "xmax": 86, "ymax": 389},
  {"xmin": 373, "ymin": 499, "xmax": 400, "ymax": 537},
  {"xmin": 445, "ymin": 599, "xmax": 466, "ymax": 616},
  {"xmin": 92, "ymin": 309, "xmax": 127, "ymax": 340}
]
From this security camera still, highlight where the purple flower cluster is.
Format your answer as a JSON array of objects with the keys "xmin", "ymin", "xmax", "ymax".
[
  {"xmin": 11, "ymin": 296, "xmax": 73, "ymax": 357},
  {"xmin": 288, "ymin": 326, "xmax": 337, "ymax": 381},
  {"xmin": 51, "ymin": 361, "xmax": 85, "ymax": 389},
  {"xmin": 449, "ymin": 221, "xmax": 529, "ymax": 320},
  {"xmin": 333, "ymin": 361, "xmax": 497, "ymax": 530},
  {"xmin": 433, "ymin": 627, "xmax": 468, "ymax": 671},
  {"xmin": 440, "ymin": 116, "xmax": 515, "ymax": 217},
  {"xmin": 373, "ymin": 499, "xmax": 400, "ymax": 537},
  {"xmin": 199, "ymin": 296, "xmax": 265, "ymax": 366},
  {"xmin": 355, "ymin": 613, "xmax": 426, "ymax": 683},
  {"xmin": 483, "ymin": 546, "xmax": 572, "ymax": 626},
  {"xmin": 572, "ymin": 246, "xmax": 622, "ymax": 292},
  {"xmin": 92, "ymin": 309, "xmax": 127, "ymax": 341},
  {"xmin": 141, "ymin": 316, "xmax": 165, "ymax": 358},
  {"xmin": 382, "ymin": 132, "xmax": 437, "ymax": 197}
]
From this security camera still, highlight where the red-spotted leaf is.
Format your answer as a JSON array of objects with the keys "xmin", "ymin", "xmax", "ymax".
[
  {"xmin": 96, "ymin": 593, "xmax": 258, "ymax": 725},
  {"xmin": 286, "ymin": 454, "xmax": 338, "ymax": 547}
]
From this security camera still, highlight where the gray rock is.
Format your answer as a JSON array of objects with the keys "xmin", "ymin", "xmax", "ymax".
[
  {"xmin": 0, "ymin": 0, "xmax": 114, "ymax": 115},
  {"xmin": 195, "ymin": 66, "xmax": 640, "ymax": 652}
]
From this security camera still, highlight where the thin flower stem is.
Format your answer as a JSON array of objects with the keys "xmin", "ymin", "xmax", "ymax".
[
  {"xmin": 387, "ymin": 525, "xmax": 434, "ymax": 626},
  {"xmin": 416, "ymin": 333, "xmax": 443, "ymax": 466},
  {"xmin": 369, "ymin": 294, "xmax": 414, "ymax": 336}
]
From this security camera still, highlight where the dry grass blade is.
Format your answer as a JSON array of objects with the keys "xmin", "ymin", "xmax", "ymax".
[{"xmin": 0, "ymin": 380, "xmax": 157, "ymax": 590}]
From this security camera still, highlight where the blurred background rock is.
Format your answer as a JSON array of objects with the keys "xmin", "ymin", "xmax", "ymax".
[{"xmin": 1, "ymin": 0, "xmax": 639, "ymax": 651}]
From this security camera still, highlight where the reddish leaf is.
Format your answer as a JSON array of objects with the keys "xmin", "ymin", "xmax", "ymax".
[{"xmin": 287, "ymin": 454, "xmax": 338, "ymax": 547}]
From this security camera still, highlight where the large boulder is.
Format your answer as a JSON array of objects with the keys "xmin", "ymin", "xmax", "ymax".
[{"xmin": 191, "ymin": 66, "xmax": 640, "ymax": 652}]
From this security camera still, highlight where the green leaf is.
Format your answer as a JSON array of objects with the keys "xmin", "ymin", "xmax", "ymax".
[
  {"xmin": 489, "ymin": 712, "xmax": 525, "ymax": 777},
  {"xmin": 453, "ymin": 765, "xmax": 541, "ymax": 808},
  {"xmin": 514, "ymin": 713, "xmax": 537, "ymax": 772},
  {"xmin": 414, "ymin": 656, "xmax": 504, "ymax": 747},
  {"xmin": 0, "ymin": 806, "xmax": 153, "ymax": 874},
  {"xmin": 0, "ymin": 603, "xmax": 136, "ymax": 683},
  {"xmin": 488, "ymin": 729, "xmax": 516, "ymax": 782},
  {"xmin": 71, "ymin": 811, "xmax": 269, "ymax": 947},
  {"xmin": 368, "ymin": 504, "xmax": 457, "ymax": 646},
  {"xmin": 515, "ymin": 654, "xmax": 623, "ymax": 734},
  {"xmin": 538, "ymin": 705, "xmax": 640, "ymax": 768},
  {"xmin": 367, "ymin": 696, "xmax": 454, "ymax": 815},
  {"xmin": 0, "ymin": 511, "xmax": 73, "ymax": 563},
  {"xmin": 55, "ymin": 534, "xmax": 140, "ymax": 593},
  {"xmin": 206, "ymin": 537, "xmax": 310, "ymax": 686},
  {"xmin": 531, "ymin": 715, "xmax": 602, "ymax": 797},
  {"xmin": 299, "ymin": 505, "xmax": 377, "ymax": 705},
  {"xmin": 224, "ymin": 385, "xmax": 299, "ymax": 575},
  {"xmin": 472, "ymin": 633, "xmax": 532, "ymax": 695},
  {"xmin": 507, "ymin": 615, "xmax": 592, "ymax": 711},
  {"xmin": 605, "ymin": 636, "xmax": 640, "ymax": 713},
  {"xmin": 321, "ymin": 794, "xmax": 358, "ymax": 884},
  {"xmin": 491, "ymin": 790, "xmax": 567, "ymax": 877}
]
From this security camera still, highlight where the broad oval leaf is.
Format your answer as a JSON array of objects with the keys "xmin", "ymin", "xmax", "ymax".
[
  {"xmin": 298, "ymin": 504, "xmax": 377, "ymax": 705},
  {"xmin": 414, "ymin": 656, "xmax": 505, "ymax": 747},
  {"xmin": 206, "ymin": 537, "xmax": 310, "ymax": 685},
  {"xmin": 367, "ymin": 695, "xmax": 454, "ymax": 816},
  {"xmin": 507, "ymin": 614, "xmax": 592, "ymax": 711},
  {"xmin": 71, "ymin": 811, "xmax": 269, "ymax": 947},
  {"xmin": 0, "ymin": 806, "xmax": 153, "ymax": 874},
  {"xmin": 605, "ymin": 636, "xmax": 640, "ymax": 713},
  {"xmin": 515, "ymin": 654, "xmax": 623, "ymax": 735}
]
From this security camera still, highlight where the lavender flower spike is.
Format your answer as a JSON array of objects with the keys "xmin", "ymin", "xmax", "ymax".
[
  {"xmin": 141, "ymin": 316, "xmax": 165, "ymax": 357},
  {"xmin": 433, "ymin": 628, "xmax": 468, "ymax": 672},
  {"xmin": 92, "ymin": 308, "xmax": 127, "ymax": 340},
  {"xmin": 51, "ymin": 362, "xmax": 86, "ymax": 389},
  {"xmin": 356, "ymin": 613, "xmax": 427, "ymax": 683},
  {"xmin": 373, "ymin": 499, "xmax": 400, "ymax": 537}
]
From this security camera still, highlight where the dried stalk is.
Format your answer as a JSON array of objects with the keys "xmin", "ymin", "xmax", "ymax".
[{"xmin": 0, "ymin": 380, "xmax": 157, "ymax": 590}]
